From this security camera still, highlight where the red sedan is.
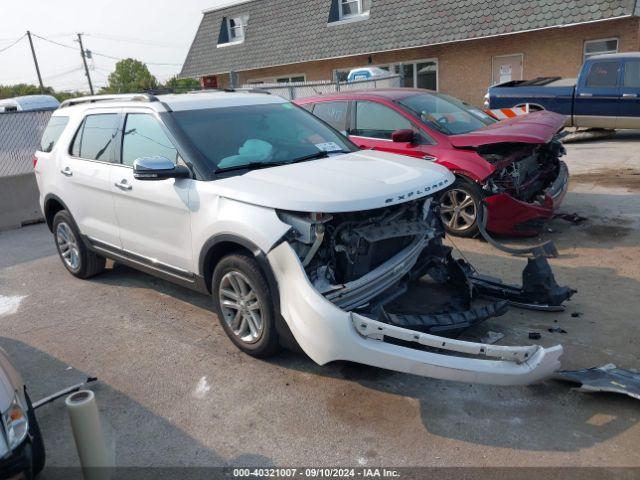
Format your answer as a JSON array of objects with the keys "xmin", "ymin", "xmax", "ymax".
[{"xmin": 296, "ymin": 89, "xmax": 568, "ymax": 237}]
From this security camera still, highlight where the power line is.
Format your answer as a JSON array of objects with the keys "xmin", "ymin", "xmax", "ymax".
[
  {"xmin": 45, "ymin": 66, "xmax": 85, "ymax": 81},
  {"xmin": 0, "ymin": 34, "xmax": 26, "ymax": 54},
  {"xmin": 85, "ymin": 33, "xmax": 184, "ymax": 49},
  {"xmin": 91, "ymin": 50, "xmax": 182, "ymax": 67},
  {"xmin": 29, "ymin": 33, "xmax": 77, "ymax": 51},
  {"xmin": 31, "ymin": 32, "xmax": 183, "ymax": 66}
]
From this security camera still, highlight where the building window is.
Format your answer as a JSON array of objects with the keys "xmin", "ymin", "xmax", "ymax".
[
  {"xmin": 228, "ymin": 16, "xmax": 248, "ymax": 42},
  {"xmin": 584, "ymin": 38, "xmax": 618, "ymax": 60},
  {"xmin": 246, "ymin": 75, "xmax": 306, "ymax": 85},
  {"xmin": 340, "ymin": 0, "xmax": 370, "ymax": 18},
  {"xmin": 218, "ymin": 15, "xmax": 248, "ymax": 46},
  {"xmin": 333, "ymin": 59, "xmax": 438, "ymax": 90},
  {"xmin": 276, "ymin": 75, "xmax": 306, "ymax": 83}
]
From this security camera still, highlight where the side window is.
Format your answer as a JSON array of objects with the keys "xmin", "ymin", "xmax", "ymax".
[
  {"xmin": 353, "ymin": 101, "xmax": 413, "ymax": 139},
  {"xmin": 39, "ymin": 116, "xmax": 69, "ymax": 153},
  {"xmin": 121, "ymin": 114, "xmax": 178, "ymax": 167},
  {"xmin": 312, "ymin": 101, "xmax": 348, "ymax": 133},
  {"xmin": 585, "ymin": 61, "xmax": 620, "ymax": 88},
  {"xmin": 70, "ymin": 114, "xmax": 119, "ymax": 162},
  {"xmin": 623, "ymin": 60, "xmax": 640, "ymax": 88}
]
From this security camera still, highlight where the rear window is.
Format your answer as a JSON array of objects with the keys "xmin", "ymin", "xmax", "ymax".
[
  {"xmin": 70, "ymin": 114, "xmax": 119, "ymax": 162},
  {"xmin": 39, "ymin": 116, "xmax": 69, "ymax": 152},
  {"xmin": 623, "ymin": 60, "xmax": 640, "ymax": 88},
  {"xmin": 312, "ymin": 101, "xmax": 348, "ymax": 133},
  {"xmin": 585, "ymin": 61, "xmax": 619, "ymax": 87}
]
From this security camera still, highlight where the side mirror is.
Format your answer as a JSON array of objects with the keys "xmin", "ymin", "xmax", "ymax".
[
  {"xmin": 133, "ymin": 156, "xmax": 191, "ymax": 181},
  {"xmin": 391, "ymin": 129, "xmax": 415, "ymax": 143}
]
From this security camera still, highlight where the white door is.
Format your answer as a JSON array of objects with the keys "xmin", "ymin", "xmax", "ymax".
[
  {"xmin": 492, "ymin": 54, "xmax": 523, "ymax": 85},
  {"xmin": 111, "ymin": 111, "xmax": 194, "ymax": 272},
  {"xmin": 59, "ymin": 110, "xmax": 121, "ymax": 246}
]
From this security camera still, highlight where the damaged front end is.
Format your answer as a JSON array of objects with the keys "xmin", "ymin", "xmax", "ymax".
[
  {"xmin": 480, "ymin": 137, "xmax": 569, "ymax": 235},
  {"xmin": 272, "ymin": 197, "xmax": 575, "ymax": 385}
]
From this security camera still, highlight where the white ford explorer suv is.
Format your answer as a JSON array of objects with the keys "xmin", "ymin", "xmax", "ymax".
[{"xmin": 34, "ymin": 91, "xmax": 574, "ymax": 385}]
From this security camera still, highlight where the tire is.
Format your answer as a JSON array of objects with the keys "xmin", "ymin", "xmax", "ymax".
[
  {"xmin": 212, "ymin": 254, "xmax": 280, "ymax": 358},
  {"xmin": 52, "ymin": 210, "xmax": 105, "ymax": 279},
  {"xmin": 25, "ymin": 392, "xmax": 45, "ymax": 477},
  {"xmin": 439, "ymin": 177, "xmax": 483, "ymax": 238},
  {"xmin": 516, "ymin": 104, "xmax": 544, "ymax": 112}
]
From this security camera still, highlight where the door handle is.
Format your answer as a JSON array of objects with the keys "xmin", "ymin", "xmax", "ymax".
[
  {"xmin": 622, "ymin": 93, "xmax": 638, "ymax": 98},
  {"xmin": 60, "ymin": 167, "xmax": 73, "ymax": 177},
  {"xmin": 578, "ymin": 93, "xmax": 593, "ymax": 97},
  {"xmin": 114, "ymin": 180, "xmax": 132, "ymax": 191}
]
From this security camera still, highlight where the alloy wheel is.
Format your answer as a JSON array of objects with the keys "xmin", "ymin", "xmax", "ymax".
[
  {"xmin": 56, "ymin": 222, "xmax": 81, "ymax": 271},
  {"xmin": 218, "ymin": 271, "xmax": 264, "ymax": 344},
  {"xmin": 440, "ymin": 188, "xmax": 477, "ymax": 232}
]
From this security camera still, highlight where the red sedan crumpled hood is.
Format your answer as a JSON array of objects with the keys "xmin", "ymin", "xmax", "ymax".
[{"xmin": 449, "ymin": 111, "xmax": 567, "ymax": 148}]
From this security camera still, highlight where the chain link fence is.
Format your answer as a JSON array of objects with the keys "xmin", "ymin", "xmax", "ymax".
[
  {"xmin": 0, "ymin": 110, "xmax": 52, "ymax": 178},
  {"xmin": 241, "ymin": 74, "xmax": 401, "ymax": 100}
]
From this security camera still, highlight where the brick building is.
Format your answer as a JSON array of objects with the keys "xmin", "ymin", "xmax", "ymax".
[{"xmin": 180, "ymin": 0, "xmax": 640, "ymax": 106}]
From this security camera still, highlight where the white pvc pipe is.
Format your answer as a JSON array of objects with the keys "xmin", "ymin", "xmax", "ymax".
[{"xmin": 65, "ymin": 390, "xmax": 113, "ymax": 478}]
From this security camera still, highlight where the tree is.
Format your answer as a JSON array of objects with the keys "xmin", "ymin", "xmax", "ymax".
[
  {"xmin": 102, "ymin": 58, "xmax": 158, "ymax": 94},
  {"xmin": 0, "ymin": 84, "xmax": 84, "ymax": 102},
  {"xmin": 0, "ymin": 84, "xmax": 53, "ymax": 99},
  {"xmin": 163, "ymin": 76, "xmax": 200, "ymax": 93}
]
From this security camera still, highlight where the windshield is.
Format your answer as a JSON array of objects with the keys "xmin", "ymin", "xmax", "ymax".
[
  {"xmin": 170, "ymin": 102, "xmax": 356, "ymax": 172},
  {"xmin": 397, "ymin": 92, "xmax": 496, "ymax": 135}
]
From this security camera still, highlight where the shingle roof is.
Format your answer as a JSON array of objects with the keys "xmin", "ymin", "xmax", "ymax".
[{"xmin": 181, "ymin": 0, "xmax": 637, "ymax": 78}]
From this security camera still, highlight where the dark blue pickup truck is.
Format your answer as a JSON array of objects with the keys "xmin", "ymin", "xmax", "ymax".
[{"xmin": 485, "ymin": 53, "xmax": 640, "ymax": 130}]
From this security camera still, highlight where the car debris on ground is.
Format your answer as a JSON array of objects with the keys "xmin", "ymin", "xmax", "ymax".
[
  {"xmin": 556, "ymin": 364, "xmax": 640, "ymax": 401},
  {"xmin": 554, "ymin": 212, "xmax": 588, "ymax": 225}
]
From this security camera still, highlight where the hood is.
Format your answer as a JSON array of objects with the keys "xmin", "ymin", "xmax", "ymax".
[
  {"xmin": 212, "ymin": 149, "xmax": 455, "ymax": 213},
  {"xmin": 449, "ymin": 111, "xmax": 567, "ymax": 148}
]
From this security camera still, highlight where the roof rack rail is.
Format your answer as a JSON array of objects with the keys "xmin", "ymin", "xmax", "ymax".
[
  {"xmin": 225, "ymin": 88, "xmax": 272, "ymax": 95},
  {"xmin": 59, "ymin": 93, "xmax": 159, "ymax": 109},
  {"xmin": 185, "ymin": 88, "xmax": 272, "ymax": 95},
  {"xmin": 186, "ymin": 89, "xmax": 224, "ymax": 94}
]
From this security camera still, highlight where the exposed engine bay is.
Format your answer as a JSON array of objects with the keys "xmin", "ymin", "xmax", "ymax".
[
  {"xmin": 278, "ymin": 196, "xmax": 576, "ymax": 339},
  {"xmin": 479, "ymin": 137, "xmax": 566, "ymax": 204}
]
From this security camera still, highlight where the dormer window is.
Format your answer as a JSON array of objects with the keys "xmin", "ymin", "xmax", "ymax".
[
  {"xmin": 340, "ymin": 0, "xmax": 370, "ymax": 19},
  {"xmin": 218, "ymin": 15, "xmax": 249, "ymax": 47},
  {"xmin": 228, "ymin": 16, "xmax": 248, "ymax": 42}
]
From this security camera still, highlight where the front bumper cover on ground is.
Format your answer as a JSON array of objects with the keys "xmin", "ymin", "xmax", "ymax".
[{"xmin": 268, "ymin": 241, "xmax": 568, "ymax": 386}]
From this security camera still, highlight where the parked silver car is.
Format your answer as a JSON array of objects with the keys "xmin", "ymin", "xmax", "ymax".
[{"xmin": 0, "ymin": 348, "xmax": 45, "ymax": 479}]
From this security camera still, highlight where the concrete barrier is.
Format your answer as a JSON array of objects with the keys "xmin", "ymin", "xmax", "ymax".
[{"xmin": 0, "ymin": 173, "xmax": 43, "ymax": 231}]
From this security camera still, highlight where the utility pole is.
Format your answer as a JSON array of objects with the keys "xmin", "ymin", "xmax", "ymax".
[
  {"xmin": 26, "ymin": 31, "xmax": 44, "ymax": 92},
  {"xmin": 77, "ymin": 33, "xmax": 94, "ymax": 95}
]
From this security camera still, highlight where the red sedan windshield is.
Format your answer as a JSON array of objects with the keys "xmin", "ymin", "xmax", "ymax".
[{"xmin": 397, "ymin": 92, "xmax": 495, "ymax": 135}]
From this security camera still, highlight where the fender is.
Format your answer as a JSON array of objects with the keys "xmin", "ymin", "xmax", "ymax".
[
  {"xmin": 198, "ymin": 233, "xmax": 281, "ymax": 298},
  {"xmin": 43, "ymin": 193, "xmax": 72, "ymax": 231},
  {"xmin": 198, "ymin": 233, "xmax": 301, "ymax": 352},
  {"xmin": 436, "ymin": 152, "xmax": 495, "ymax": 184}
]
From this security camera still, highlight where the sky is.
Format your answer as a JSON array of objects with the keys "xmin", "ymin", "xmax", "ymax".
[{"xmin": 0, "ymin": 0, "xmax": 244, "ymax": 92}]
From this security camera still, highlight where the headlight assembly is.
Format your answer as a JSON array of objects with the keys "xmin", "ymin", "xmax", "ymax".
[{"xmin": 2, "ymin": 394, "xmax": 29, "ymax": 450}]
